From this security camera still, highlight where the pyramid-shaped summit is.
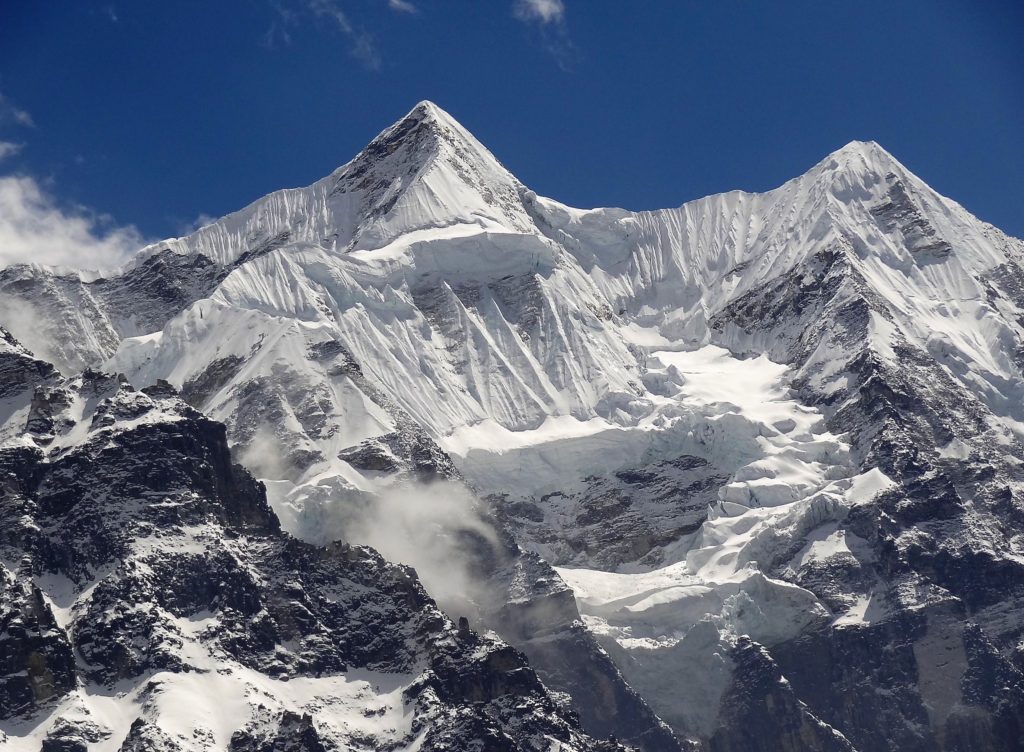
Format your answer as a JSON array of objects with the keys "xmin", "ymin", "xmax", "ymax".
[
  {"xmin": 328, "ymin": 100, "xmax": 536, "ymax": 249},
  {"xmin": 128, "ymin": 101, "xmax": 537, "ymax": 267}
]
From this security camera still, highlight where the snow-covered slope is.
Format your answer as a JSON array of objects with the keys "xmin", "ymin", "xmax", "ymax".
[{"xmin": 4, "ymin": 101, "xmax": 1024, "ymax": 751}]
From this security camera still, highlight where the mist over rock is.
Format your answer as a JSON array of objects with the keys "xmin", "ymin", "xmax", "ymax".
[{"xmin": 0, "ymin": 338, "xmax": 630, "ymax": 751}]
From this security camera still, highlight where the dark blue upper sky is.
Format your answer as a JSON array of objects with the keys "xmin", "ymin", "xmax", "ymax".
[{"xmin": 1, "ymin": 0, "xmax": 1021, "ymax": 243}]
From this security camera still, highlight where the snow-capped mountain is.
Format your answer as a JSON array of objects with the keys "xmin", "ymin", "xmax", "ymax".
[{"xmin": 3, "ymin": 101, "xmax": 1024, "ymax": 751}]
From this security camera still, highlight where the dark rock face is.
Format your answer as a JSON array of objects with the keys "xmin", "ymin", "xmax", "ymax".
[
  {"xmin": 229, "ymin": 712, "xmax": 327, "ymax": 752},
  {"xmin": 0, "ymin": 352, "xmax": 628, "ymax": 751},
  {"xmin": 770, "ymin": 614, "xmax": 934, "ymax": 752},
  {"xmin": 0, "ymin": 251, "xmax": 223, "ymax": 372},
  {"xmin": 179, "ymin": 355, "xmax": 246, "ymax": 407},
  {"xmin": 0, "ymin": 238, "xmax": 296, "ymax": 375},
  {"xmin": 40, "ymin": 717, "xmax": 111, "ymax": 751},
  {"xmin": 870, "ymin": 176, "xmax": 953, "ymax": 259},
  {"xmin": 335, "ymin": 429, "xmax": 461, "ymax": 482},
  {"xmin": 0, "ymin": 327, "xmax": 58, "ymax": 399},
  {"xmin": 771, "ymin": 606, "xmax": 1024, "ymax": 752},
  {"xmin": 0, "ymin": 566, "xmax": 76, "ymax": 717},
  {"xmin": 708, "ymin": 638, "xmax": 854, "ymax": 752},
  {"xmin": 706, "ymin": 237, "xmax": 1024, "ymax": 750},
  {"xmin": 85, "ymin": 250, "xmax": 226, "ymax": 336},
  {"xmin": 495, "ymin": 454, "xmax": 727, "ymax": 569},
  {"xmin": 118, "ymin": 718, "xmax": 184, "ymax": 752},
  {"xmin": 406, "ymin": 625, "xmax": 638, "ymax": 752}
]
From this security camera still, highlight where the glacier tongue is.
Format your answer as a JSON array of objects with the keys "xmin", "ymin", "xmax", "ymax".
[{"xmin": 469, "ymin": 343, "xmax": 862, "ymax": 736}]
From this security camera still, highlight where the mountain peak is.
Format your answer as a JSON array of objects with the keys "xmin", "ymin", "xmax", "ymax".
[
  {"xmin": 344, "ymin": 100, "xmax": 500, "ymax": 183},
  {"xmin": 406, "ymin": 99, "xmax": 459, "ymax": 127},
  {"xmin": 817, "ymin": 139, "xmax": 903, "ymax": 176},
  {"xmin": 831, "ymin": 139, "xmax": 887, "ymax": 158},
  {"xmin": 327, "ymin": 100, "xmax": 535, "ymax": 248},
  {"xmin": 795, "ymin": 138, "xmax": 938, "ymax": 214}
]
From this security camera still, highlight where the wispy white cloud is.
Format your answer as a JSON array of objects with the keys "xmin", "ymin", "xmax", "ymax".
[
  {"xmin": 0, "ymin": 175, "xmax": 144, "ymax": 270},
  {"xmin": 262, "ymin": 21, "xmax": 292, "ymax": 48},
  {"xmin": 0, "ymin": 141, "xmax": 23, "ymax": 161},
  {"xmin": 0, "ymin": 92, "xmax": 34, "ymax": 128},
  {"xmin": 387, "ymin": 0, "xmax": 417, "ymax": 14},
  {"xmin": 261, "ymin": 0, "xmax": 295, "ymax": 48},
  {"xmin": 264, "ymin": 1, "xmax": 421, "ymax": 65},
  {"xmin": 512, "ymin": 0, "xmax": 576, "ymax": 70},
  {"xmin": 276, "ymin": 0, "xmax": 382, "ymax": 70},
  {"xmin": 514, "ymin": 0, "xmax": 565, "ymax": 25},
  {"xmin": 309, "ymin": 0, "xmax": 381, "ymax": 69}
]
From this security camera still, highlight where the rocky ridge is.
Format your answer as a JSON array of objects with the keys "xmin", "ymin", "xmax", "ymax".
[{"xmin": 0, "ymin": 329, "xmax": 630, "ymax": 751}]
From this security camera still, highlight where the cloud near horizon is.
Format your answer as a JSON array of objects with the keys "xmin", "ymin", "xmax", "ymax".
[{"xmin": 0, "ymin": 175, "xmax": 146, "ymax": 271}]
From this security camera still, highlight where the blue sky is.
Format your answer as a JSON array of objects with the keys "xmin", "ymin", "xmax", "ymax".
[{"xmin": 0, "ymin": 0, "xmax": 1021, "ymax": 267}]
